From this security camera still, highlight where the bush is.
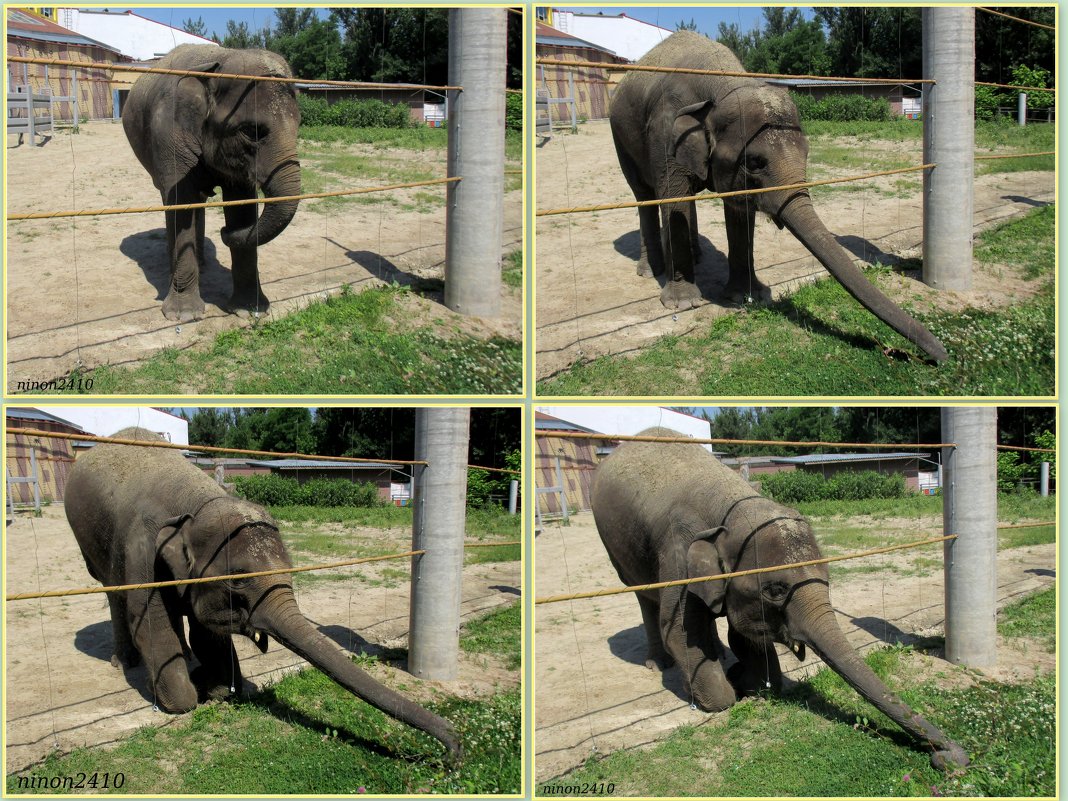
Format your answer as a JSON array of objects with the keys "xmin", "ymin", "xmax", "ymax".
[
  {"xmin": 232, "ymin": 474, "xmax": 383, "ymax": 508},
  {"xmin": 761, "ymin": 469, "xmax": 908, "ymax": 504},
  {"xmin": 505, "ymin": 91, "xmax": 522, "ymax": 132},
  {"xmin": 790, "ymin": 92, "xmax": 894, "ymax": 122},
  {"xmin": 297, "ymin": 95, "xmax": 414, "ymax": 129}
]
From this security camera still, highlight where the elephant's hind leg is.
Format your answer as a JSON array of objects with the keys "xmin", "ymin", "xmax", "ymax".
[
  {"xmin": 188, "ymin": 618, "xmax": 244, "ymax": 701},
  {"xmin": 637, "ymin": 593, "xmax": 673, "ymax": 671},
  {"xmin": 106, "ymin": 591, "xmax": 140, "ymax": 668}
]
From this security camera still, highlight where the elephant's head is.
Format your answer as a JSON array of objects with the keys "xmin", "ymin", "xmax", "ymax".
[
  {"xmin": 184, "ymin": 52, "xmax": 302, "ymax": 249},
  {"xmin": 687, "ymin": 518, "xmax": 968, "ymax": 771},
  {"xmin": 669, "ymin": 85, "xmax": 949, "ymax": 363},
  {"xmin": 155, "ymin": 497, "xmax": 461, "ymax": 764}
]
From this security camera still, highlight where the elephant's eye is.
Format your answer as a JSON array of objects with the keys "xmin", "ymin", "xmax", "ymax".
[
  {"xmin": 762, "ymin": 581, "xmax": 789, "ymax": 602},
  {"xmin": 237, "ymin": 122, "xmax": 268, "ymax": 142},
  {"xmin": 744, "ymin": 153, "xmax": 768, "ymax": 173}
]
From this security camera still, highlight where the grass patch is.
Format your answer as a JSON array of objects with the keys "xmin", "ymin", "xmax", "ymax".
[
  {"xmin": 503, "ymin": 249, "xmax": 523, "ymax": 290},
  {"xmin": 974, "ymin": 204, "xmax": 1054, "ymax": 279},
  {"xmin": 47, "ymin": 285, "xmax": 520, "ymax": 395},
  {"xmin": 460, "ymin": 601, "xmax": 521, "ymax": 670},
  {"xmin": 8, "ymin": 666, "xmax": 519, "ymax": 795},
  {"xmin": 998, "ymin": 587, "xmax": 1055, "ymax": 652},
  {"xmin": 540, "ymin": 204, "xmax": 1054, "ymax": 396},
  {"xmin": 543, "ymin": 648, "xmax": 1054, "ymax": 797}
]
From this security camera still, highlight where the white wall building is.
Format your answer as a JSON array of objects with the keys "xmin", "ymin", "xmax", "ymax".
[
  {"xmin": 35, "ymin": 407, "xmax": 189, "ymax": 445},
  {"xmin": 55, "ymin": 9, "xmax": 215, "ymax": 61},
  {"xmin": 551, "ymin": 10, "xmax": 672, "ymax": 62},
  {"xmin": 536, "ymin": 406, "xmax": 711, "ymax": 448}
]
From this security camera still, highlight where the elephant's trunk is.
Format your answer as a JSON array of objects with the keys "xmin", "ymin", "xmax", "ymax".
[
  {"xmin": 251, "ymin": 587, "xmax": 462, "ymax": 764},
  {"xmin": 788, "ymin": 585, "xmax": 967, "ymax": 771},
  {"xmin": 777, "ymin": 195, "xmax": 949, "ymax": 363},
  {"xmin": 221, "ymin": 158, "xmax": 301, "ymax": 249}
]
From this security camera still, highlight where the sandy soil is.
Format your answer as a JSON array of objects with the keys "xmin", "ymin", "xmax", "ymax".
[
  {"xmin": 5, "ymin": 123, "xmax": 522, "ymax": 388},
  {"xmin": 534, "ymin": 121, "xmax": 1054, "ymax": 380},
  {"xmin": 534, "ymin": 512, "xmax": 1055, "ymax": 782},
  {"xmin": 4, "ymin": 506, "xmax": 521, "ymax": 773}
]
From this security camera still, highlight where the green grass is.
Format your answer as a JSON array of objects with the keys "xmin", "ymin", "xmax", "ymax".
[
  {"xmin": 460, "ymin": 601, "xmax": 521, "ymax": 670},
  {"xmin": 45, "ymin": 285, "xmax": 521, "ymax": 395},
  {"xmin": 540, "ymin": 205, "xmax": 1054, "ymax": 397},
  {"xmin": 542, "ymin": 647, "xmax": 1054, "ymax": 797},
  {"xmin": 503, "ymin": 249, "xmax": 523, "ymax": 290},
  {"xmin": 7, "ymin": 665, "xmax": 519, "ymax": 795},
  {"xmin": 997, "ymin": 587, "xmax": 1055, "ymax": 652}
]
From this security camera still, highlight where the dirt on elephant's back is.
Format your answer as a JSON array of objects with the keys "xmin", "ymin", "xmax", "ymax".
[
  {"xmin": 534, "ymin": 512, "xmax": 1055, "ymax": 783},
  {"xmin": 534, "ymin": 121, "xmax": 1054, "ymax": 380}
]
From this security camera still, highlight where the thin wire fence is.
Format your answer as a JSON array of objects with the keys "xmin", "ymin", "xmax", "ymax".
[{"xmin": 976, "ymin": 6, "xmax": 1056, "ymax": 31}]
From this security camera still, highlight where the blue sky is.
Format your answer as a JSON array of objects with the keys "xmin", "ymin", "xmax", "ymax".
[
  {"xmin": 555, "ymin": 6, "xmax": 815, "ymax": 40},
  {"xmin": 97, "ymin": 7, "xmax": 326, "ymax": 40}
]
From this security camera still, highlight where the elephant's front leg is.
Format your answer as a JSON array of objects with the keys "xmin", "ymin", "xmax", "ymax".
[
  {"xmin": 162, "ymin": 189, "xmax": 207, "ymax": 322},
  {"xmin": 188, "ymin": 618, "xmax": 243, "ymax": 701},
  {"xmin": 658, "ymin": 200, "xmax": 702, "ymax": 310},
  {"xmin": 222, "ymin": 185, "xmax": 270, "ymax": 316},
  {"xmin": 127, "ymin": 587, "xmax": 197, "ymax": 713},
  {"xmin": 726, "ymin": 625, "xmax": 782, "ymax": 696},
  {"xmin": 637, "ymin": 592, "xmax": 673, "ymax": 671},
  {"xmin": 106, "ymin": 591, "xmax": 140, "ymax": 669},
  {"xmin": 721, "ymin": 199, "xmax": 771, "ymax": 304},
  {"xmin": 660, "ymin": 588, "xmax": 735, "ymax": 711}
]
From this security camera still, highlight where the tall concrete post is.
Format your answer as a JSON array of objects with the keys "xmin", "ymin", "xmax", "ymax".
[
  {"xmin": 1039, "ymin": 461, "xmax": 1049, "ymax": 496},
  {"xmin": 409, "ymin": 408, "xmax": 470, "ymax": 680},
  {"xmin": 942, "ymin": 407, "xmax": 997, "ymax": 667},
  {"xmin": 445, "ymin": 8, "xmax": 506, "ymax": 317},
  {"xmin": 922, "ymin": 8, "xmax": 975, "ymax": 291}
]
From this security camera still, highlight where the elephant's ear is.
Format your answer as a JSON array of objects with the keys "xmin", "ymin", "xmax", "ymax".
[
  {"xmin": 155, "ymin": 514, "xmax": 194, "ymax": 583},
  {"xmin": 669, "ymin": 100, "xmax": 716, "ymax": 183},
  {"xmin": 686, "ymin": 526, "xmax": 728, "ymax": 615}
]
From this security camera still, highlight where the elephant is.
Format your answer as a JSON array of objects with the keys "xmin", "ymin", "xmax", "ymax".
[
  {"xmin": 590, "ymin": 427, "xmax": 968, "ymax": 771},
  {"xmin": 609, "ymin": 31, "xmax": 948, "ymax": 363},
  {"xmin": 64, "ymin": 427, "xmax": 460, "ymax": 764},
  {"xmin": 122, "ymin": 45, "xmax": 301, "ymax": 322}
]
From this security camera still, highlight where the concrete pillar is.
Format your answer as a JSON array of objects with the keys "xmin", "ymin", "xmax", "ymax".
[
  {"xmin": 922, "ymin": 8, "xmax": 975, "ymax": 291},
  {"xmin": 1017, "ymin": 92, "xmax": 1027, "ymax": 126},
  {"xmin": 409, "ymin": 408, "xmax": 470, "ymax": 680},
  {"xmin": 508, "ymin": 479, "xmax": 519, "ymax": 514},
  {"xmin": 942, "ymin": 407, "xmax": 997, "ymax": 667},
  {"xmin": 445, "ymin": 8, "xmax": 506, "ymax": 316},
  {"xmin": 1040, "ymin": 461, "xmax": 1049, "ymax": 496}
]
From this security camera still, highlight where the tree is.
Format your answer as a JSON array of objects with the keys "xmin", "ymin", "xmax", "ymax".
[
  {"xmin": 182, "ymin": 16, "xmax": 208, "ymax": 38},
  {"xmin": 716, "ymin": 21, "xmax": 756, "ymax": 63},
  {"xmin": 975, "ymin": 6, "xmax": 1054, "ymax": 85},
  {"xmin": 816, "ymin": 7, "xmax": 922, "ymax": 78},
  {"xmin": 676, "ymin": 18, "xmax": 700, "ymax": 33},
  {"xmin": 221, "ymin": 20, "xmax": 270, "ymax": 50},
  {"xmin": 333, "ymin": 8, "xmax": 449, "ymax": 86},
  {"xmin": 707, "ymin": 408, "xmax": 758, "ymax": 456},
  {"xmin": 271, "ymin": 18, "xmax": 345, "ymax": 80},
  {"xmin": 186, "ymin": 408, "xmax": 233, "ymax": 446}
]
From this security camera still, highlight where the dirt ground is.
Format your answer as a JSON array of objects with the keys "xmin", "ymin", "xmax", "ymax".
[
  {"xmin": 534, "ymin": 512, "xmax": 1055, "ymax": 783},
  {"xmin": 5, "ymin": 123, "xmax": 522, "ymax": 388},
  {"xmin": 534, "ymin": 122, "xmax": 1055, "ymax": 380},
  {"xmin": 4, "ymin": 506, "xmax": 521, "ymax": 774}
]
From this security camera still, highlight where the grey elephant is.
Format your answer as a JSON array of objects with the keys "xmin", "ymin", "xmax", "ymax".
[
  {"xmin": 65, "ymin": 427, "xmax": 460, "ymax": 764},
  {"xmin": 122, "ymin": 45, "xmax": 301, "ymax": 322},
  {"xmin": 610, "ymin": 32, "xmax": 948, "ymax": 363},
  {"xmin": 591, "ymin": 427, "xmax": 967, "ymax": 771}
]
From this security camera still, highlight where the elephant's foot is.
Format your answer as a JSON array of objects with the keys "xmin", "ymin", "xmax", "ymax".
[
  {"xmin": 726, "ymin": 660, "xmax": 779, "ymax": 697},
  {"xmin": 162, "ymin": 289, "xmax": 206, "ymax": 323},
  {"xmin": 110, "ymin": 649, "xmax": 141, "ymax": 670},
  {"xmin": 660, "ymin": 279, "xmax": 703, "ymax": 311},
  {"xmin": 226, "ymin": 289, "xmax": 270, "ymax": 318},
  {"xmin": 722, "ymin": 280, "xmax": 772, "ymax": 305},
  {"xmin": 687, "ymin": 660, "xmax": 737, "ymax": 712},
  {"xmin": 645, "ymin": 650, "xmax": 674, "ymax": 672},
  {"xmin": 637, "ymin": 255, "xmax": 664, "ymax": 279},
  {"xmin": 190, "ymin": 664, "xmax": 243, "ymax": 702}
]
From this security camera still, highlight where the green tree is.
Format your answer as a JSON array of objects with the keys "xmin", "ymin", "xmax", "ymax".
[
  {"xmin": 221, "ymin": 20, "xmax": 270, "ymax": 50},
  {"xmin": 816, "ymin": 7, "xmax": 922, "ymax": 78},
  {"xmin": 186, "ymin": 408, "xmax": 233, "ymax": 447},
  {"xmin": 707, "ymin": 407, "xmax": 758, "ymax": 456},
  {"xmin": 1009, "ymin": 64, "xmax": 1053, "ymax": 111},
  {"xmin": 715, "ymin": 21, "xmax": 756, "ymax": 63},
  {"xmin": 333, "ymin": 8, "xmax": 449, "ymax": 86},
  {"xmin": 676, "ymin": 18, "xmax": 700, "ymax": 33},
  {"xmin": 975, "ymin": 6, "xmax": 1054, "ymax": 85},
  {"xmin": 182, "ymin": 16, "xmax": 208, "ymax": 38},
  {"xmin": 272, "ymin": 18, "xmax": 345, "ymax": 80}
]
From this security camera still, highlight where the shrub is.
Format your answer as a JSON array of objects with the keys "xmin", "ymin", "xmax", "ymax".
[
  {"xmin": 297, "ymin": 95, "xmax": 414, "ymax": 129},
  {"xmin": 762, "ymin": 469, "xmax": 908, "ymax": 503},
  {"xmin": 505, "ymin": 91, "xmax": 522, "ymax": 132},
  {"xmin": 790, "ymin": 92, "xmax": 894, "ymax": 122},
  {"xmin": 233, "ymin": 473, "xmax": 383, "ymax": 507}
]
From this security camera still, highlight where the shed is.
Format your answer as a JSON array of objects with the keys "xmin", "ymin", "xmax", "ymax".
[
  {"xmin": 297, "ymin": 83, "xmax": 447, "ymax": 125},
  {"xmin": 6, "ymin": 8, "xmax": 126, "ymax": 123},
  {"xmin": 5, "ymin": 407, "xmax": 84, "ymax": 505},
  {"xmin": 52, "ymin": 9, "xmax": 215, "ymax": 62},
  {"xmin": 768, "ymin": 452, "xmax": 936, "ymax": 492},
  {"xmin": 534, "ymin": 412, "xmax": 608, "ymax": 517},
  {"xmin": 257, "ymin": 459, "xmax": 412, "ymax": 502},
  {"xmin": 536, "ymin": 22, "xmax": 626, "ymax": 124},
  {"xmin": 546, "ymin": 9, "xmax": 672, "ymax": 63},
  {"xmin": 768, "ymin": 78, "xmax": 924, "ymax": 118}
]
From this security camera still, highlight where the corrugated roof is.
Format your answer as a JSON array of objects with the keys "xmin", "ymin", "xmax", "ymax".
[
  {"xmin": 770, "ymin": 452, "xmax": 928, "ymax": 465},
  {"xmin": 259, "ymin": 459, "xmax": 408, "ymax": 472},
  {"xmin": 6, "ymin": 8, "xmax": 124, "ymax": 56},
  {"xmin": 5, "ymin": 407, "xmax": 85, "ymax": 431},
  {"xmin": 534, "ymin": 412, "xmax": 598, "ymax": 434},
  {"xmin": 536, "ymin": 22, "xmax": 618, "ymax": 56}
]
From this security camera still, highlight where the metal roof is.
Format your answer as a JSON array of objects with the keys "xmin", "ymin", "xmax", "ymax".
[
  {"xmin": 258, "ymin": 459, "xmax": 409, "ymax": 472},
  {"xmin": 769, "ymin": 452, "xmax": 928, "ymax": 465},
  {"xmin": 5, "ymin": 407, "xmax": 85, "ymax": 431},
  {"xmin": 534, "ymin": 413, "xmax": 598, "ymax": 434},
  {"xmin": 6, "ymin": 9, "xmax": 124, "ymax": 56}
]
